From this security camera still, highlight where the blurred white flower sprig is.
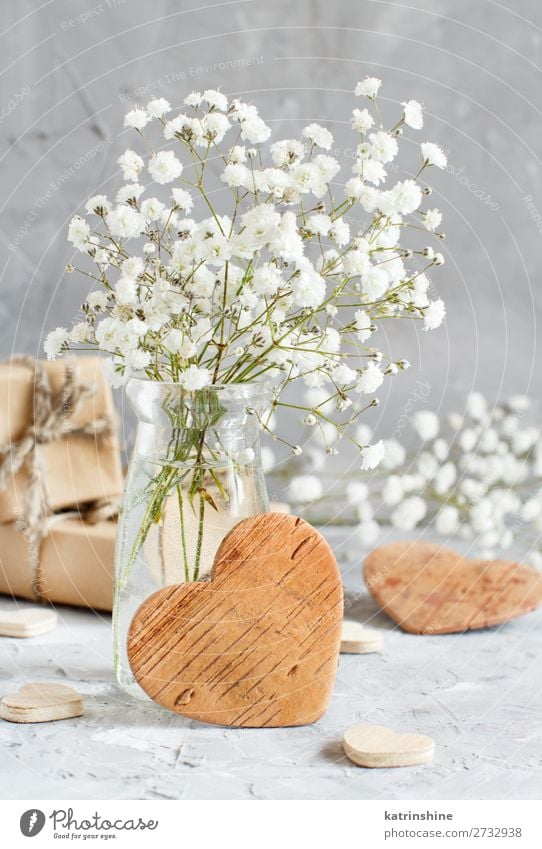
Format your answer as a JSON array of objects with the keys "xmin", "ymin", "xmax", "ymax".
[{"xmin": 284, "ymin": 392, "xmax": 542, "ymax": 566}]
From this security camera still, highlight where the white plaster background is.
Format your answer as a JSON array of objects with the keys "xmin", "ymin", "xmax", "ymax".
[{"xmin": 1, "ymin": 0, "xmax": 540, "ymax": 443}]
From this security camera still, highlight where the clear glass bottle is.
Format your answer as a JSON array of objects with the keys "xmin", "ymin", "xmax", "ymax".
[{"xmin": 113, "ymin": 379, "xmax": 271, "ymax": 697}]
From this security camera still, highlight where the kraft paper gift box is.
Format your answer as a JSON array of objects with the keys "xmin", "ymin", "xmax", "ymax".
[
  {"xmin": 0, "ymin": 356, "xmax": 124, "ymax": 524},
  {"xmin": 0, "ymin": 516, "xmax": 116, "ymax": 611}
]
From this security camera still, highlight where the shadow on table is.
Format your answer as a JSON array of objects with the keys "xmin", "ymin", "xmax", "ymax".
[{"xmin": 343, "ymin": 589, "xmax": 396, "ymax": 631}]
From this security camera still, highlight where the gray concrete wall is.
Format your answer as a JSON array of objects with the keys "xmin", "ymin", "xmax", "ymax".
[{"xmin": 1, "ymin": 0, "xmax": 540, "ymax": 441}]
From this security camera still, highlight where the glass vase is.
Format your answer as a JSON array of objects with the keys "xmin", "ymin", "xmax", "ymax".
[{"xmin": 113, "ymin": 379, "xmax": 271, "ymax": 698}]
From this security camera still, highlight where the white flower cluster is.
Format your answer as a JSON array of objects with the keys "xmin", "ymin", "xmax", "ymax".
[
  {"xmin": 287, "ymin": 392, "xmax": 542, "ymax": 565},
  {"xmin": 46, "ymin": 80, "xmax": 447, "ymax": 465}
]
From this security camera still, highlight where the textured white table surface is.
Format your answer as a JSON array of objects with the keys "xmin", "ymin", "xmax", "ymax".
[{"xmin": 1, "ymin": 527, "xmax": 541, "ymax": 801}]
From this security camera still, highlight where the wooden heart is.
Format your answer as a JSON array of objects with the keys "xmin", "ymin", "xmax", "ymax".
[
  {"xmin": 364, "ymin": 541, "xmax": 542, "ymax": 634},
  {"xmin": 1, "ymin": 683, "xmax": 83, "ymax": 723},
  {"xmin": 0, "ymin": 607, "xmax": 57, "ymax": 638},
  {"xmin": 340, "ymin": 620, "xmax": 383, "ymax": 654},
  {"xmin": 128, "ymin": 513, "xmax": 343, "ymax": 727},
  {"xmin": 343, "ymin": 723, "xmax": 435, "ymax": 768}
]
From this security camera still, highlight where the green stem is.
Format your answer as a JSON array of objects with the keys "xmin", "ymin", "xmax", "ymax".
[
  {"xmin": 193, "ymin": 494, "xmax": 206, "ymax": 581},
  {"xmin": 177, "ymin": 485, "xmax": 190, "ymax": 583}
]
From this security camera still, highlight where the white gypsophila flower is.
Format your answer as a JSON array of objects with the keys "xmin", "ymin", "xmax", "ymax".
[
  {"xmin": 411, "ymin": 410, "xmax": 439, "ymax": 440},
  {"xmin": 171, "ymin": 187, "xmax": 193, "ymax": 212},
  {"xmin": 330, "ymin": 218, "xmax": 350, "ymax": 247},
  {"xmin": 357, "ymin": 519, "xmax": 381, "ymax": 547},
  {"xmin": 351, "ymin": 108, "xmax": 374, "ymax": 133},
  {"xmin": 382, "ymin": 438, "xmax": 406, "ymax": 470},
  {"xmin": 179, "ymin": 364, "xmax": 212, "ymax": 390},
  {"xmin": 382, "ymin": 475, "xmax": 404, "ymax": 506},
  {"xmin": 423, "ymin": 208, "xmax": 442, "ymax": 231},
  {"xmin": 433, "ymin": 461, "xmax": 457, "ymax": 495},
  {"xmin": 435, "ymin": 505, "xmax": 460, "ymax": 535},
  {"xmin": 369, "ymin": 131, "xmax": 398, "ymax": 164},
  {"xmin": 127, "ymin": 349, "xmax": 152, "ymax": 370},
  {"xmin": 402, "ymin": 99, "xmax": 423, "ymax": 130},
  {"xmin": 85, "ymin": 195, "xmax": 111, "ymax": 215},
  {"xmin": 118, "ymin": 149, "xmax": 144, "ymax": 181},
  {"xmin": 355, "ymin": 422, "xmax": 373, "ymax": 445},
  {"xmin": 421, "ymin": 141, "xmax": 448, "ymax": 168},
  {"xmin": 465, "ymin": 391, "xmax": 487, "ymax": 421},
  {"xmin": 44, "ymin": 327, "xmax": 69, "ymax": 360},
  {"xmin": 361, "ymin": 266, "xmax": 389, "ymax": 300},
  {"xmin": 86, "ymin": 290, "xmax": 108, "ymax": 311},
  {"xmin": 115, "ymin": 277, "xmax": 138, "ymax": 306},
  {"xmin": 417, "ymin": 450, "xmax": 439, "ymax": 480},
  {"xmin": 146, "ymin": 98, "xmax": 171, "ymax": 118},
  {"xmin": 381, "ymin": 180, "xmax": 422, "ymax": 215},
  {"xmin": 362, "ymin": 159, "xmax": 387, "ymax": 186},
  {"xmin": 69, "ymin": 322, "xmax": 92, "ymax": 344},
  {"xmin": 101, "ymin": 357, "xmax": 129, "ymax": 389},
  {"xmin": 433, "ymin": 438, "xmax": 448, "ymax": 461},
  {"xmin": 355, "ymin": 77, "xmax": 382, "ymax": 98},
  {"xmin": 346, "ymin": 481, "xmax": 369, "ymax": 505},
  {"xmin": 307, "ymin": 213, "xmax": 332, "ymax": 237},
  {"xmin": 360, "ymin": 440, "xmax": 386, "ymax": 470},
  {"xmin": 68, "ymin": 216, "xmax": 90, "ymax": 250},
  {"xmin": 423, "ymin": 299, "xmax": 446, "ymax": 330},
  {"xmin": 106, "ymin": 206, "xmax": 145, "ymax": 239},
  {"xmin": 391, "ymin": 496, "xmax": 427, "ymax": 531},
  {"xmin": 355, "ymin": 361, "xmax": 384, "ymax": 394},
  {"xmin": 288, "ymin": 475, "xmax": 324, "ymax": 503},
  {"xmin": 203, "ymin": 89, "xmax": 228, "ymax": 111},
  {"xmin": 354, "ymin": 309, "xmax": 374, "ymax": 343},
  {"xmin": 302, "ymin": 123, "xmax": 333, "ymax": 150},
  {"xmin": 141, "ymin": 197, "xmax": 165, "ymax": 222},
  {"xmin": 291, "ymin": 270, "xmax": 326, "ymax": 309},
  {"xmin": 124, "ymin": 107, "xmax": 150, "ymax": 130},
  {"xmin": 116, "ymin": 183, "xmax": 145, "ymax": 204},
  {"xmin": 507, "ymin": 395, "xmax": 530, "ymax": 412},
  {"xmin": 184, "ymin": 91, "xmax": 202, "ymax": 107},
  {"xmin": 148, "ymin": 150, "xmax": 183, "ymax": 184}
]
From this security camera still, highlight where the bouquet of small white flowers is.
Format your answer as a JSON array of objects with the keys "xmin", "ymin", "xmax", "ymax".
[
  {"xmin": 45, "ymin": 79, "xmax": 447, "ymax": 582},
  {"xmin": 46, "ymin": 78, "xmax": 446, "ymax": 451}
]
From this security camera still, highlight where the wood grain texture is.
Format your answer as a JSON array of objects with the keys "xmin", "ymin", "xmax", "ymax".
[
  {"xmin": 364, "ymin": 541, "xmax": 542, "ymax": 634},
  {"xmin": 128, "ymin": 513, "xmax": 343, "ymax": 727}
]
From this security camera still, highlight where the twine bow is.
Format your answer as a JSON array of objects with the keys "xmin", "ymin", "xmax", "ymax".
[{"xmin": 0, "ymin": 356, "xmax": 119, "ymax": 600}]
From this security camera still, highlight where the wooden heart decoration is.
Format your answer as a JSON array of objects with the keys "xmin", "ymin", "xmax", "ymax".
[
  {"xmin": 1, "ymin": 683, "xmax": 83, "ymax": 723},
  {"xmin": 364, "ymin": 541, "xmax": 542, "ymax": 634},
  {"xmin": 128, "ymin": 513, "xmax": 343, "ymax": 727},
  {"xmin": 0, "ymin": 607, "xmax": 57, "ymax": 638},
  {"xmin": 343, "ymin": 723, "xmax": 435, "ymax": 768}
]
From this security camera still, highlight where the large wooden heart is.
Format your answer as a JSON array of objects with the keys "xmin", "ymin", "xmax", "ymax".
[
  {"xmin": 128, "ymin": 513, "xmax": 343, "ymax": 727},
  {"xmin": 364, "ymin": 541, "xmax": 542, "ymax": 634}
]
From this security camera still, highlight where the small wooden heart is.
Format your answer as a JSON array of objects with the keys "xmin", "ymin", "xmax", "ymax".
[
  {"xmin": 340, "ymin": 620, "xmax": 383, "ymax": 654},
  {"xmin": 364, "ymin": 541, "xmax": 542, "ymax": 634},
  {"xmin": 1, "ymin": 683, "xmax": 83, "ymax": 723},
  {"xmin": 343, "ymin": 723, "xmax": 435, "ymax": 768},
  {"xmin": 0, "ymin": 607, "xmax": 58, "ymax": 638},
  {"xmin": 128, "ymin": 513, "xmax": 343, "ymax": 727}
]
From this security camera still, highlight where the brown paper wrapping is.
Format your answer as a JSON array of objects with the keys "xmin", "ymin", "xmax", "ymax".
[
  {"xmin": 0, "ymin": 357, "xmax": 124, "ymax": 523},
  {"xmin": 0, "ymin": 517, "xmax": 116, "ymax": 611}
]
